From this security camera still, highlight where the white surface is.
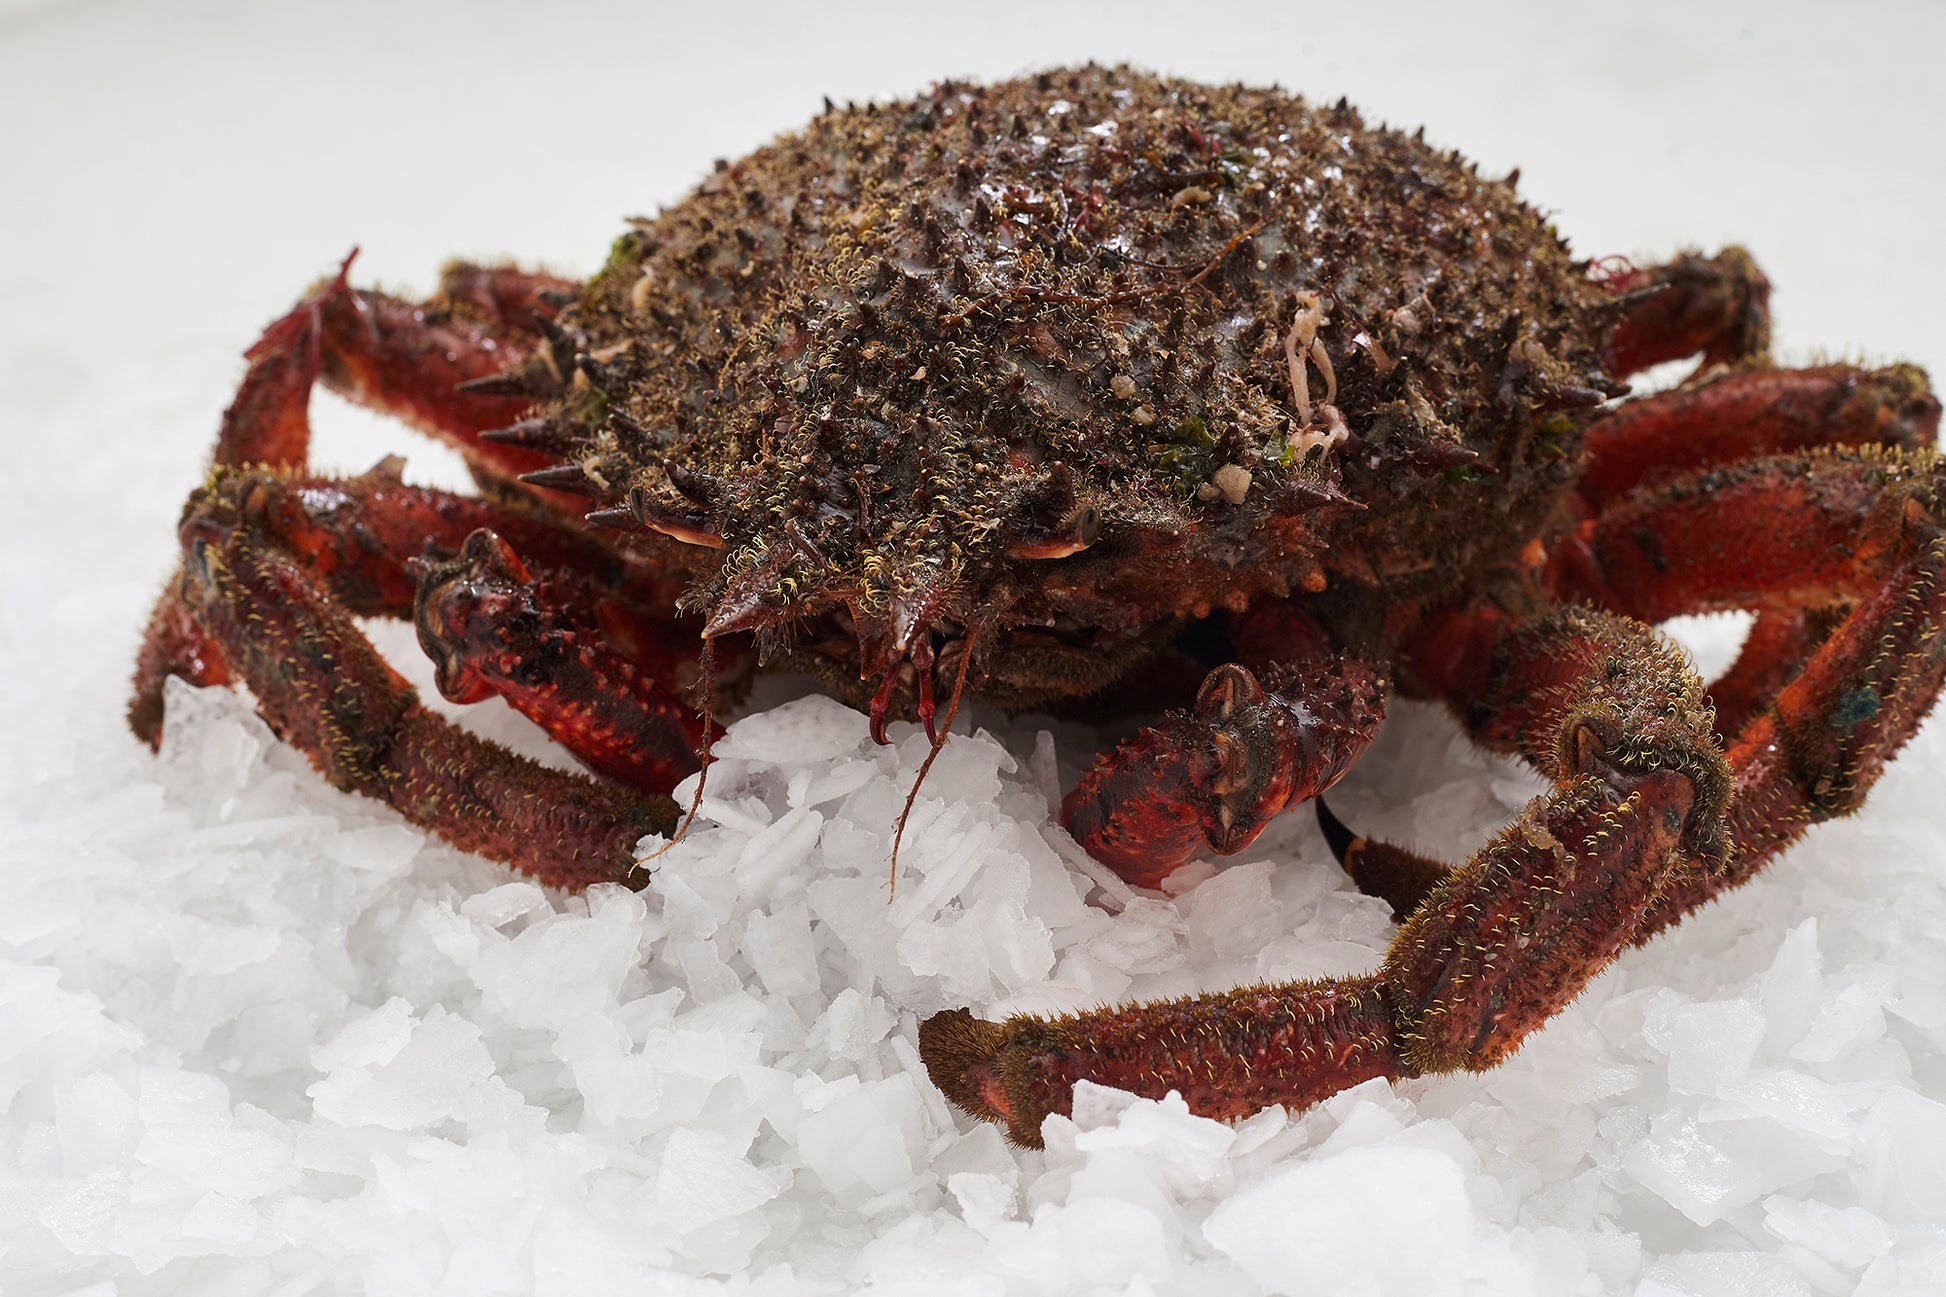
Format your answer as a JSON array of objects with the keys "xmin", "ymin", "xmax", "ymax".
[{"xmin": 4, "ymin": 2, "xmax": 1946, "ymax": 1294}]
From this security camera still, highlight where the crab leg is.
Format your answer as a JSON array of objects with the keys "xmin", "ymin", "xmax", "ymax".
[
  {"xmin": 925, "ymin": 608, "xmax": 1723, "ymax": 1146},
  {"xmin": 1575, "ymin": 363, "xmax": 1939, "ymax": 513},
  {"xmin": 137, "ymin": 253, "xmax": 567, "ymax": 723},
  {"xmin": 1546, "ymin": 447, "xmax": 1946, "ymax": 927},
  {"xmin": 1061, "ymin": 641, "xmax": 1387, "ymax": 890},
  {"xmin": 137, "ymin": 461, "xmax": 713, "ymax": 791},
  {"xmin": 212, "ymin": 254, "xmax": 577, "ymax": 485},
  {"xmin": 168, "ymin": 471, "xmax": 675, "ymax": 889},
  {"xmin": 1565, "ymin": 356, "xmax": 1937, "ymax": 748},
  {"xmin": 1595, "ymin": 246, "xmax": 1772, "ymax": 379}
]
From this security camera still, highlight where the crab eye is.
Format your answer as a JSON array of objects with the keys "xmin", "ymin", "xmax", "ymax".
[{"xmin": 1008, "ymin": 507, "xmax": 1100, "ymax": 560}]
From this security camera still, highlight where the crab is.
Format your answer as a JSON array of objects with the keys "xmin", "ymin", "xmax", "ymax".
[{"xmin": 132, "ymin": 67, "xmax": 1944, "ymax": 1150}]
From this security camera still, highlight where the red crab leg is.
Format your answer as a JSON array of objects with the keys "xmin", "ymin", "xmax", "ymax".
[
  {"xmin": 1595, "ymin": 247, "xmax": 1771, "ymax": 380},
  {"xmin": 137, "ymin": 254, "xmax": 585, "ymax": 729},
  {"xmin": 1575, "ymin": 363, "xmax": 1939, "ymax": 513},
  {"xmin": 1692, "ymin": 608, "xmax": 1838, "ymax": 743},
  {"xmin": 129, "ymin": 595, "xmax": 234, "ymax": 743},
  {"xmin": 136, "ymin": 463, "xmax": 714, "ymax": 795},
  {"xmin": 211, "ymin": 253, "xmax": 577, "ymax": 487},
  {"xmin": 238, "ymin": 460, "xmax": 685, "ymax": 618},
  {"xmin": 170, "ymin": 470, "xmax": 675, "ymax": 889},
  {"xmin": 1061, "ymin": 635, "xmax": 1387, "ymax": 890},
  {"xmin": 925, "ymin": 608, "xmax": 1720, "ymax": 1146},
  {"xmin": 1545, "ymin": 447, "xmax": 1946, "ymax": 919}
]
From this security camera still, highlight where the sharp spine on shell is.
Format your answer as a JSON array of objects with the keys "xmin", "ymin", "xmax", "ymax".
[
  {"xmin": 1005, "ymin": 464, "xmax": 1102, "ymax": 559},
  {"xmin": 1275, "ymin": 474, "xmax": 1366, "ymax": 512},
  {"xmin": 583, "ymin": 506, "xmax": 637, "ymax": 531},
  {"xmin": 1532, "ymin": 380, "xmax": 1612, "ymax": 412},
  {"xmin": 608, "ymin": 411, "xmax": 661, "ymax": 460},
  {"xmin": 702, "ymin": 553, "xmax": 793, "ymax": 637},
  {"xmin": 518, "ymin": 463, "xmax": 604, "ymax": 496},
  {"xmin": 666, "ymin": 461, "xmax": 723, "ymax": 504},
  {"xmin": 456, "ymin": 364, "xmax": 562, "ymax": 399},
  {"xmin": 479, "ymin": 416, "xmax": 579, "ymax": 456}
]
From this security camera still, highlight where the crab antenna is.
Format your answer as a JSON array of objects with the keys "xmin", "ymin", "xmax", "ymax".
[
  {"xmin": 629, "ymin": 635, "xmax": 717, "ymax": 879},
  {"xmin": 887, "ymin": 625, "xmax": 978, "ymax": 900}
]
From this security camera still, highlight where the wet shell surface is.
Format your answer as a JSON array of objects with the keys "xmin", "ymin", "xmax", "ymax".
[{"xmin": 539, "ymin": 66, "xmax": 1613, "ymax": 708}]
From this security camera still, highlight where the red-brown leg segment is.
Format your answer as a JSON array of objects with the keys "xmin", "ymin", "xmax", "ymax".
[
  {"xmin": 1596, "ymin": 246, "xmax": 1771, "ymax": 380},
  {"xmin": 1576, "ymin": 364, "xmax": 1940, "ymax": 513},
  {"xmin": 926, "ymin": 608, "xmax": 1723, "ymax": 1145},
  {"xmin": 1701, "ymin": 608, "xmax": 1849, "ymax": 743},
  {"xmin": 133, "ymin": 461, "xmax": 701, "ymax": 753},
  {"xmin": 1547, "ymin": 448, "xmax": 1946, "ymax": 934},
  {"xmin": 169, "ymin": 471, "xmax": 675, "ymax": 888},
  {"xmin": 1061, "ymin": 651, "xmax": 1386, "ymax": 889},
  {"xmin": 147, "ymin": 458, "xmax": 713, "ymax": 792},
  {"xmin": 1314, "ymin": 800, "xmax": 1452, "ymax": 922},
  {"xmin": 205, "ymin": 254, "xmax": 584, "ymax": 490},
  {"xmin": 129, "ymin": 591, "xmax": 234, "ymax": 745}
]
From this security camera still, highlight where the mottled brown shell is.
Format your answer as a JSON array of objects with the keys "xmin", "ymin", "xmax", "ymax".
[{"xmin": 538, "ymin": 66, "xmax": 1617, "ymax": 708}]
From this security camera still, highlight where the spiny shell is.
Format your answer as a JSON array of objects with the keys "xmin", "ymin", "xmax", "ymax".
[{"xmin": 546, "ymin": 66, "xmax": 1613, "ymax": 706}]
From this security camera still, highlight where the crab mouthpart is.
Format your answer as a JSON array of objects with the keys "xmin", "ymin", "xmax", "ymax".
[{"xmin": 866, "ymin": 627, "xmax": 943, "ymax": 745}]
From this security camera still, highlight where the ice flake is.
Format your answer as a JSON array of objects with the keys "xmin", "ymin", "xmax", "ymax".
[
  {"xmin": 1205, "ymin": 1143, "xmax": 1474, "ymax": 1293},
  {"xmin": 1023, "ymin": 1200, "xmax": 1178, "ymax": 1287},
  {"xmin": 1763, "ymin": 1194, "xmax": 1895, "ymax": 1269},
  {"xmin": 741, "ymin": 903, "xmax": 820, "ymax": 998},
  {"xmin": 1759, "ymin": 919, "xmax": 1824, "ymax": 1052},
  {"xmin": 654, "ymin": 1127, "xmax": 782, "ymax": 1237},
  {"xmin": 1860, "ymin": 1086, "xmax": 1946, "ymax": 1218},
  {"xmin": 805, "ymin": 988, "xmax": 896, "ymax": 1061},
  {"xmin": 1705, "ymin": 1069, "xmax": 1858, "ymax": 1143},
  {"xmin": 1664, "ymin": 998, "xmax": 1765, "ymax": 1093},
  {"xmin": 133, "ymin": 1067, "xmax": 294, "ymax": 1200},
  {"xmin": 1183, "ymin": 860, "xmax": 1285, "ymax": 960},
  {"xmin": 713, "ymin": 693, "xmax": 871, "ymax": 764},
  {"xmin": 1793, "ymin": 967, "xmax": 1895, "ymax": 1063},
  {"xmin": 308, "ymin": 1003, "xmax": 525, "ymax": 1132},
  {"xmin": 796, "ymin": 1074, "xmax": 928, "ymax": 1204},
  {"xmin": 1620, "ymin": 1109, "xmax": 1814, "ymax": 1226},
  {"xmin": 471, "ymin": 896, "xmax": 648, "ymax": 1028},
  {"xmin": 734, "ymin": 806, "xmax": 824, "ymax": 896},
  {"xmin": 460, "ymin": 880, "xmax": 554, "ymax": 930},
  {"xmin": 946, "ymin": 1171, "xmax": 1016, "ymax": 1235}
]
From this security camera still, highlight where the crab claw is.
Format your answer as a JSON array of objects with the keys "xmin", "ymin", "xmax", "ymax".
[
  {"xmin": 1194, "ymin": 664, "xmax": 1299, "ymax": 855},
  {"xmin": 1062, "ymin": 657, "xmax": 1386, "ymax": 889},
  {"xmin": 408, "ymin": 528, "xmax": 535, "ymax": 704}
]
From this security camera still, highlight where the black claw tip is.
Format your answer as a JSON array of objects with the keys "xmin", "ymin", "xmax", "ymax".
[{"xmin": 1315, "ymin": 798, "xmax": 1357, "ymax": 865}]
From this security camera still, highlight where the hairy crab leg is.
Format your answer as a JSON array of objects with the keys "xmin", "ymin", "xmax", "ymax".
[
  {"xmin": 1061, "ymin": 649, "xmax": 1387, "ymax": 890},
  {"xmin": 1575, "ymin": 363, "xmax": 1939, "ymax": 513},
  {"xmin": 1312, "ymin": 800, "xmax": 1452, "ymax": 923},
  {"xmin": 1693, "ymin": 609, "xmax": 1842, "ymax": 742},
  {"xmin": 925, "ymin": 608, "xmax": 1722, "ymax": 1147},
  {"xmin": 133, "ymin": 460, "xmax": 695, "ymax": 742},
  {"xmin": 1595, "ymin": 246, "xmax": 1772, "ymax": 380},
  {"xmin": 1545, "ymin": 446, "xmax": 1946, "ymax": 931},
  {"xmin": 170, "ymin": 471, "xmax": 675, "ymax": 888}
]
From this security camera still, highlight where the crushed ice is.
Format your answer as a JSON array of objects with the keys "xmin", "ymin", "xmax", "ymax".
[{"xmin": 5, "ymin": 610, "xmax": 1946, "ymax": 1292}]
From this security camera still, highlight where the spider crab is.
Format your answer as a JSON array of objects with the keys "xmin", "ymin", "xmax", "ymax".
[{"xmin": 133, "ymin": 68, "xmax": 1943, "ymax": 1148}]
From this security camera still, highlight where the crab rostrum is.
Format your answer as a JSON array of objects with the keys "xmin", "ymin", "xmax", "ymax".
[{"xmin": 134, "ymin": 68, "xmax": 1944, "ymax": 1147}]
